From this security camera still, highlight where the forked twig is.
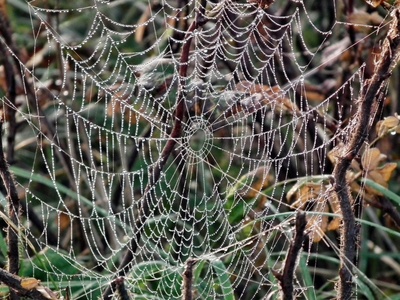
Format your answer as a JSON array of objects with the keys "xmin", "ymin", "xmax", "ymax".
[
  {"xmin": 0, "ymin": 268, "xmax": 57, "ymax": 300},
  {"xmin": 182, "ymin": 258, "xmax": 198, "ymax": 300},
  {"xmin": 333, "ymin": 7, "xmax": 400, "ymax": 300},
  {"xmin": 273, "ymin": 211, "xmax": 307, "ymax": 300}
]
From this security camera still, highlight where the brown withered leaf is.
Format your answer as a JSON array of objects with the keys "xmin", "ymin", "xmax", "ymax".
[
  {"xmin": 21, "ymin": 278, "xmax": 40, "ymax": 290},
  {"xmin": 235, "ymin": 81, "xmax": 300, "ymax": 115},
  {"xmin": 347, "ymin": 11, "xmax": 384, "ymax": 33},
  {"xmin": 308, "ymin": 205, "xmax": 329, "ymax": 243},
  {"xmin": 359, "ymin": 148, "xmax": 397, "ymax": 197},
  {"xmin": 361, "ymin": 148, "xmax": 386, "ymax": 171},
  {"xmin": 379, "ymin": 163, "xmax": 397, "ymax": 182},
  {"xmin": 288, "ymin": 181, "xmax": 342, "ymax": 242},
  {"xmin": 376, "ymin": 115, "xmax": 400, "ymax": 137},
  {"xmin": 288, "ymin": 182, "xmax": 323, "ymax": 209},
  {"xmin": 58, "ymin": 212, "xmax": 71, "ymax": 232},
  {"xmin": 235, "ymin": 166, "xmax": 274, "ymax": 200}
]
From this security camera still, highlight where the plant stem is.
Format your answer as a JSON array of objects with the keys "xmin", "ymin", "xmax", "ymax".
[{"xmin": 333, "ymin": 7, "xmax": 400, "ymax": 299}]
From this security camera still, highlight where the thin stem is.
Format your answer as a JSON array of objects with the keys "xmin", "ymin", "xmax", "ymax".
[
  {"xmin": 0, "ymin": 268, "xmax": 56, "ymax": 300},
  {"xmin": 273, "ymin": 211, "xmax": 306, "ymax": 300},
  {"xmin": 182, "ymin": 258, "xmax": 198, "ymax": 300}
]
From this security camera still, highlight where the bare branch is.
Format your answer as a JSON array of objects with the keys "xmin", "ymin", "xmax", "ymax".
[
  {"xmin": 333, "ymin": 7, "xmax": 400, "ymax": 300},
  {"xmin": 0, "ymin": 268, "xmax": 58, "ymax": 300},
  {"xmin": 273, "ymin": 211, "xmax": 307, "ymax": 300},
  {"xmin": 182, "ymin": 258, "xmax": 198, "ymax": 300}
]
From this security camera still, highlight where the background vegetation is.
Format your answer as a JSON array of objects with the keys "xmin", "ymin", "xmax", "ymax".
[{"xmin": 0, "ymin": 0, "xmax": 400, "ymax": 299}]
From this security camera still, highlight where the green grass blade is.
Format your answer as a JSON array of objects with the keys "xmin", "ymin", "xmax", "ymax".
[
  {"xmin": 211, "ymin": 259, "xmax": 235, "ymax": 300},
  {"xmin": 362, "ymin": 178, "xmax": 400, "ymax": 206}
]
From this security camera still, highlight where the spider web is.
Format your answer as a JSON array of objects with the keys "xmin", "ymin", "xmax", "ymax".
[{"xmin": 0, "ymin": 0, "xmax": 391, "ymax": 299}]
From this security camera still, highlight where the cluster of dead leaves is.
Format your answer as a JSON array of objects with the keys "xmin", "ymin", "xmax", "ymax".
[
  {"xmin": 376, "ymin": 114, "xmax": 400, "ymax": 138},
  {"xmin": 288, "ymin": 145, "xmax": 397, "ymax": 243},
  {"xmin": 351, "ymin": 147, "xmax": 397, "ymax": 201},
  {"xmin": 287, "ymin": 180, "xmax": 341, "ymax": 243}
]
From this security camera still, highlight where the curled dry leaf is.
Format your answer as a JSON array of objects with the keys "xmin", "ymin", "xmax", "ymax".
[
  {"xmin": 361, "ymin": 147, "xmax": 386, "ymax": 171},
  {"xmin": 21, "ymin": 277, "xmax": 59, "ymax": 299},
  {"xmin": 287, "ymin": 181, "xmax": 342, "ymax": 242},
  {"xmin": 235, "ymin": 81, "xmax": 300, "ymax": 116},
  {"xmin": 36, "ymin": 285, "xmax": 59, "ymax": 300},
  {"xmin": 21, "ymin": 278, "xmax": 40, "ymax": 290},
  {"xmin": 360, "ymin": 147, "xmax": 397, "ymax": 196},
  {"xmin": 376, "ymin": 115, "xmax": 400, "ymax": 137},
  {"xmin": 347, "ymin": 11, "xmax": 384, "ymax": 33},
  {"xmin": 228, "ymin": 166, "xmax": 274, "ymax": 200}
]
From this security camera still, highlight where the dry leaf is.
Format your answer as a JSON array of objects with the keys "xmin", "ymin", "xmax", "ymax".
[
  {"xmin": 36, "ymin": 285, "xmax": 59, "ymax": 300},
  {"xmin": 347, "ymin": 11, "xmax": 384, "ymax": 33},
  {"xmin": 379, "ymin": 163, "xmax": 397, "ymax": 182},
  {"xmin": 235, "ymin": 82, "xmax": 300, "ymax": 116},
  {"xmin": 308, "ymin": 205, "xmax": 329, "ymax": 243},
  {"xmin": 361, "ymin": 148, "xmax": 386, "ymax": 171},
  {"xmin": 289, "ymin": 182, "xmax": 323, "ymax": 209},
  {"xmin": 359, "ymin": 148, "xmax": 397, "ymax": 197},
  {"xmin": 376, "ymin": 115, "xmax": 400, "ymax": 137},
  {"xmin": 21, "ymin": 278, "xmax": 40, "ymax": 290},
  {"xmin": 235, "ymin": 167, "xmax": 274, "ymax": 200}
]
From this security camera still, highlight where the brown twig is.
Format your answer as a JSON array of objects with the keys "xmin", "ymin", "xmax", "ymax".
[
  {"xmin": 333, "ymin": 7, "xmax": 400, "ymax": 300},
  {"xmin": 182, "ymin": 258, "xmax": 198, "ymax": 300},
  {"xmin": 0, "ymin": 268, "xmax": 57, "ymax": 300},
  {"xmin": 368, "ymin": 196, "xmax": 400, "ymax": 228},
  {"xmin": 273, "ymin": 211, "xmax": 306, "ymax": 300},
  {"xmin": 102, "ymin": 4, "xmax": 209, "ymax": 299},
  {"xmin": 115, "ymin": 277, "xmax": 131, "ymax": 300}
]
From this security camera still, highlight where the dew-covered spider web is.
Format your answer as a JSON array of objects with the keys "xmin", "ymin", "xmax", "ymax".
[{"xmin": 0, "ymin": 0, "xmax": 395, "ymax": 299}]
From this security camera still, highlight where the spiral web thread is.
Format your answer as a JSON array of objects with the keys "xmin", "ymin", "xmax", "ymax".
[{"xmin": 0, "ymin": 0, "xmax": 391, "ymax": 299}]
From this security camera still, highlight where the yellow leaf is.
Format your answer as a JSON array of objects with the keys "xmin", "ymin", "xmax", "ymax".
[{"xmin": 21, "ymin": 278, "xmax": 40, "ymax": 290}]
